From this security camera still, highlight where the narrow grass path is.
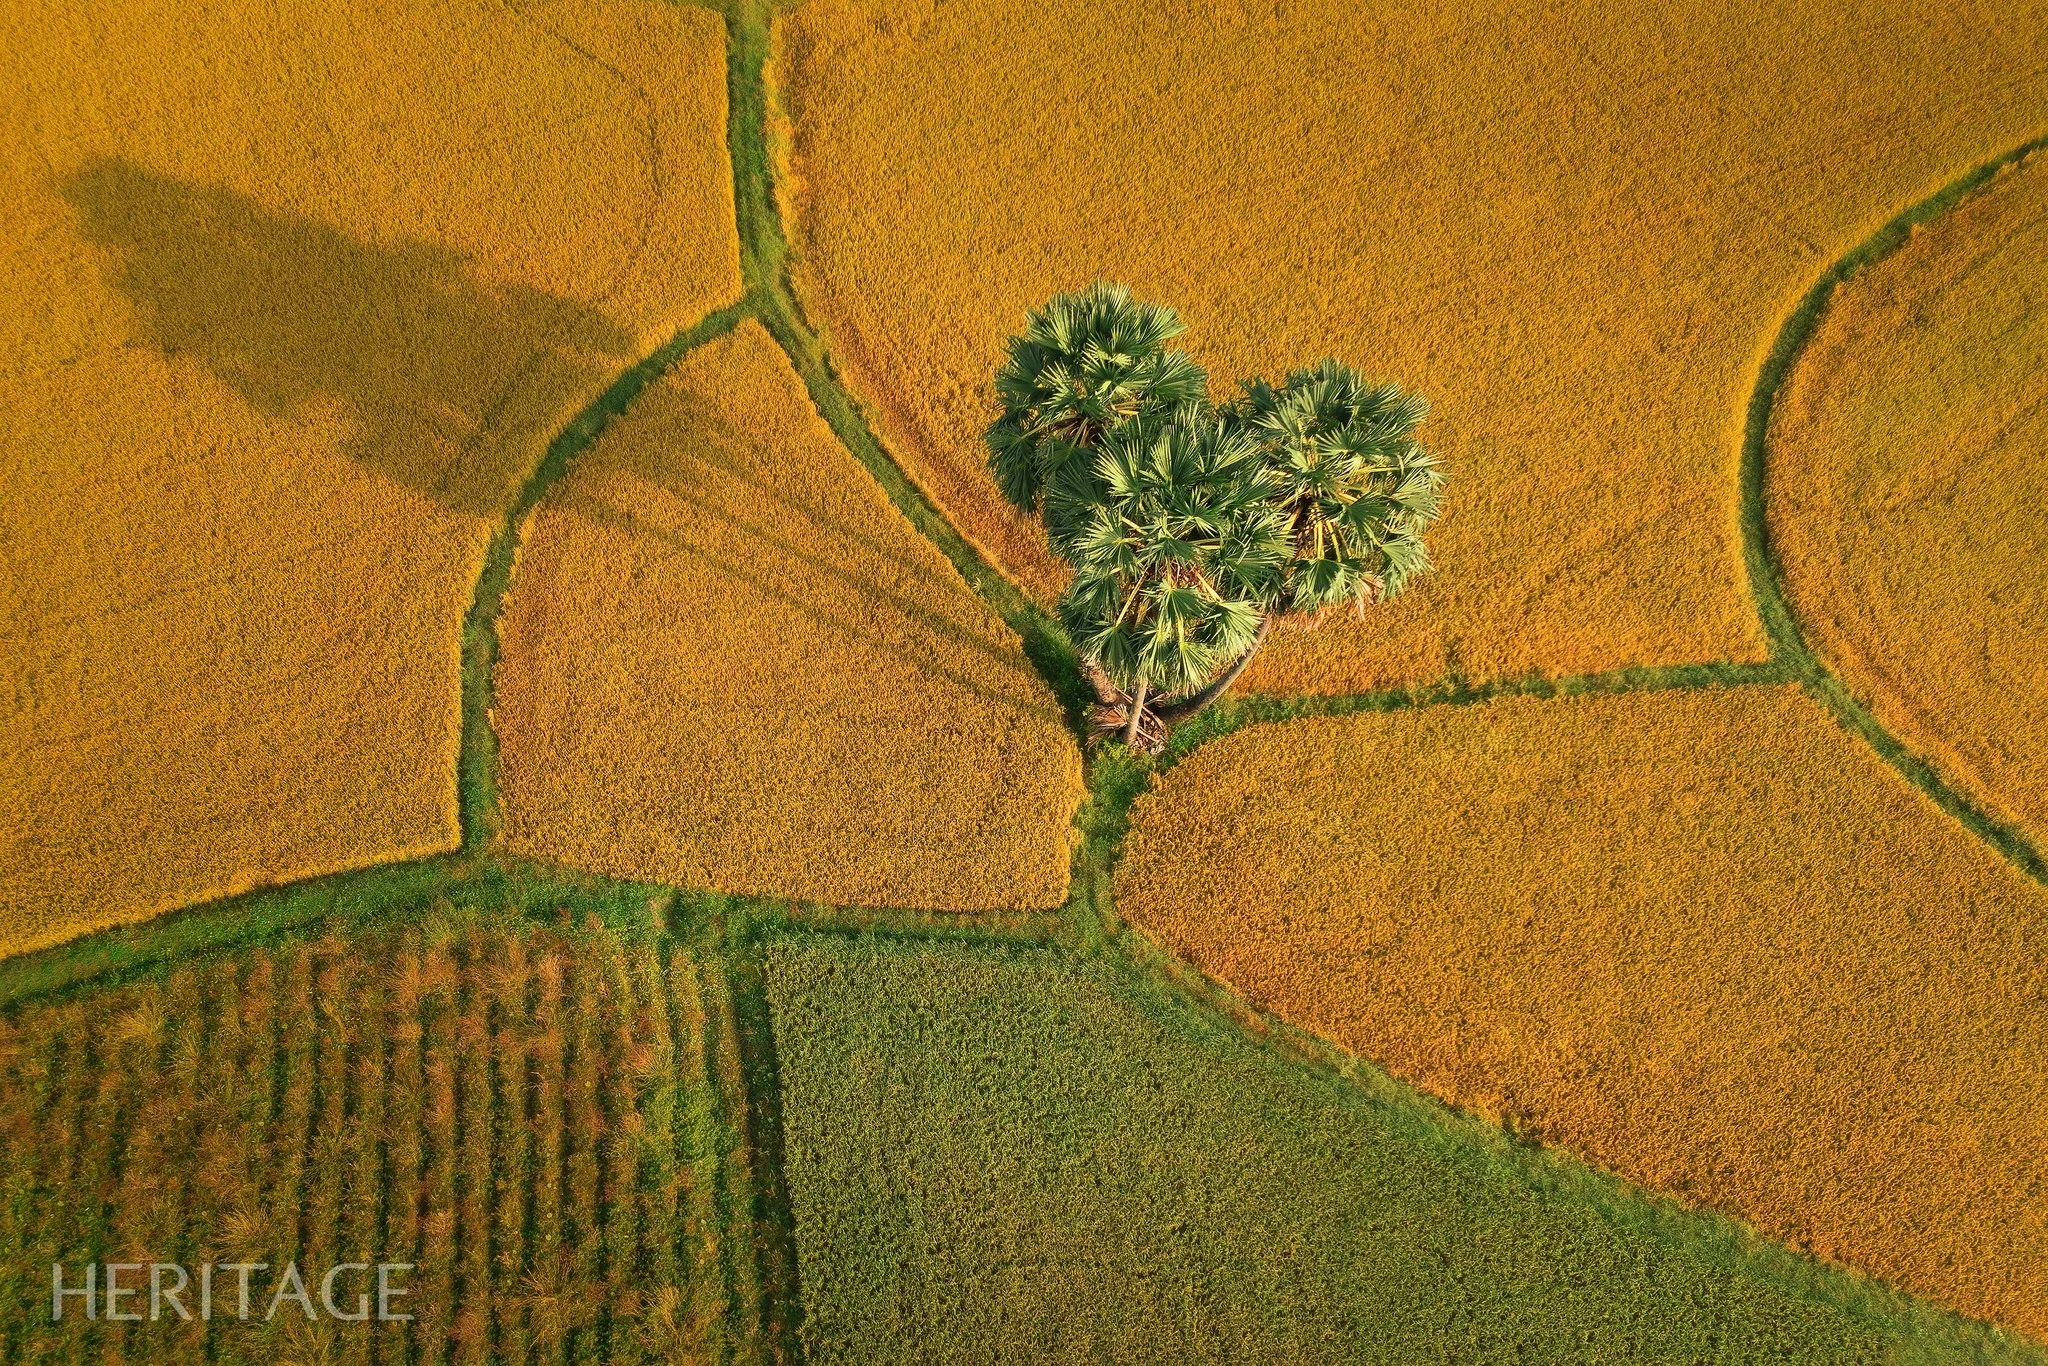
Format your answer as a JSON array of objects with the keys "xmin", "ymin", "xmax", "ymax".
[
  {"xmin": 2, "ymin": 1, "xmax": 2042, "ymax": 1360},
  {"xmin": 459, "ymin": 303, "xmax": 750, "ymax": 841},
  {"xmin": 1738, "ymin": 133, "xmax": 2048, "ymax": 888}
]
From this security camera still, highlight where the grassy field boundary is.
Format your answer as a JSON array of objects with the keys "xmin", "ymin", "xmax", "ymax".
[
  {"xmin": 717, "ymin": 914, "xmax": 808, "ymax": 1366},
  {"xmin": 1738, "ymin": 136, "xmax": 2048, "ymax": 887},
  {"xmin": 459, "ymin": 301, "xmax": 751, "ymax": 841},
  {"xmin": 721, "ymin": 0, "xmax": 1096, "ymax": 736}
]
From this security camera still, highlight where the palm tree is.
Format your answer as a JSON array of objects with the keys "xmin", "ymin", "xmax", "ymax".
[
  {"xmin": 1055, "ymin": 403, "xmax": 1288, "ymax": 744},
  {"xmin": 1150, "ymin": 360, "xmax": 1445, "ymax": 723},
  {"xmin": 984, "ymin": 285, "xmax": 1447, "ymax": 749},
  {"xmin": 985, "ymin": 281, "xmax": 1207, "ymax": 516},
  {"xmin": 1237, "ymin": 358, "xmax": 1443, "ymax": 612}
]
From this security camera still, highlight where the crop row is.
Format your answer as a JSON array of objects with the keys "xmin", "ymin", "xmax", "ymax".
[{"xmin": 0, "ymin": 912, "xmax": 748, "ymax": 1365}]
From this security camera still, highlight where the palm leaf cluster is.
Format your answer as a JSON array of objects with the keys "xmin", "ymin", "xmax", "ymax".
[
  {"xmin": 1230, "ymin": 359, "xmax": 1445, "ymax": 615},
  {"xmin": 986, "ymin": 281, "xmax": 1206, "ymax": 514},
  {"xmin": 1057, "ymin": 404, "xmax": 1287, "ymax": 697},
  {"xmin": 986, "ymin": 282, "xmax": 1447, "ymax": 745}
]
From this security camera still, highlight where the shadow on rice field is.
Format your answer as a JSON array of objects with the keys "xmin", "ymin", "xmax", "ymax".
[{"xmin": 65, "ymin": 158, "xmax": 637, "ymax": 521}]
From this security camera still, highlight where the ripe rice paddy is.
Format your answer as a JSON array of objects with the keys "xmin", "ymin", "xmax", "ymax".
[
  {"xmin": 1116, "ymin": 686, "xmax": 2048, "ymax": 1337},
  {"xmin": 1766, "ymin": 151, "xmax": 2048, "ymax": 851},
  {"xmin": 772, "ymin": 0, "xmax": 2048, "ymax": 692},
  {"xmin": 493, "ymin": 319, "xmax": 1082, "ymax": 911},
  {"xmin": 0, "ymin": 0, "xmax": 739, "ymax": 954}
]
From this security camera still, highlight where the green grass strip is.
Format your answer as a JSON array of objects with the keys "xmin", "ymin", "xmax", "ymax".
[
  {"xmin": 1737, "ymin": 135, "xmax": 2048, "ymax": 886},
  {"xmin": 458, "ymin": 302, "xmax": 750, "ymax": 841},
  {"xmin": 719, "ymin": 0, "xmax": 1095, "ymax": 738},
  {"xmin": 0, "ymin": 854, "xmax": 674, "ymax": 1012},
  {"xmin": 715, "ymin": 927, "xmax": 806, "ymax": 1365}
]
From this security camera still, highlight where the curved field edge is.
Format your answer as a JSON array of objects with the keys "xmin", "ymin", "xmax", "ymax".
[
  {"xmin": 460, "ymin": 301, "xmax": 751, "ymax": 841},
  {"xmin": 746, "ymin": 911, "xmax": 2045, "ymax": 1361},
  {"xmin": 1739, "ymin": 133, "xmax": 2048, "ymax": 886},
  {"xmin": 725, "ymin": 0, "xmax": 1093, "ymax": 732}
]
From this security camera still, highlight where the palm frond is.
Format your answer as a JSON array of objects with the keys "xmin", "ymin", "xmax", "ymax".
[
  {"xmin": 984, "ymin": 282, "xmax": 1205, "ymax": 513},
  {"xmin": 1229, "ymin": 357, "xmax": 1447, "ymax": 614}
]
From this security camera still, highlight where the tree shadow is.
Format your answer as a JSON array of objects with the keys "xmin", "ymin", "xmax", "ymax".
[
  {"xmin": 551, "ymin": 383, "xmax": 1061, "ymax": 723},
  {"xmin": 63, "ymin": 158, "xmax": 636, "ymax": 518},
  {"xmin": 62, "ymin": 160, "xmax": 1064, "ymax": 728},
  {"xmin": 555, "ymin": 475, "xmax": 1062, "ymax": 725}
]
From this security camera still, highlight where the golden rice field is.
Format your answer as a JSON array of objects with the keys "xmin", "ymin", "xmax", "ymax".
[
  {"xmin": 1768, "ymin": 152, "xmax": 2048, "ymax": 851},
  {"xmin": 0, "ymin": 0, "xmax": 739, "ymax": 955},
  {"xmin": 772, "ymin": 0, "xmax": 2048, "ymax": 692},
  {"xmin": 494, "ymin": 320, "xmax": 1082, "ymax": 910},
  {"xmin": 1117, "ymin": 686, "xmax": 2048, "ymax": 1337}
]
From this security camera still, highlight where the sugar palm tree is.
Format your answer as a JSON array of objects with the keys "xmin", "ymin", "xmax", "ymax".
[
  {"xmin": 984, "ymin": 284, "xmax": 1447, "ymax": 749},
  {"xmin": 1150, "ymin": 361, "xmax": 1445, "ymax": 724},
  {"xmin": 985, "ymin": 281, "xmax": 1208, "ymax": 517},
  {"xmin": 1056, "ymin": 403, "xmax": 1287, "ymax": 744},
  {"xmin": 1238, "ymin": 358, "xmax": 1444, "ymax": 612}
]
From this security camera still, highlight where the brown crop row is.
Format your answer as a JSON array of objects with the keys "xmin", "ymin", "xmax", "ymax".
[{"xmin": 0, "ymin": 914, "xmax": 738, "ymax": 1363}]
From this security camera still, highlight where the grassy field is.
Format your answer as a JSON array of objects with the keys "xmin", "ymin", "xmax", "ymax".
[
  {"xmin": 1118, "ymin": 686, "xmax": 2048, "ymax": 1336},
  {"xmin": 1767, "ymin": 151, "xmax": 2048, "ymax": 850},
  {"xmin": 763, "ymin": 931, "xmax": 2008, "ymax": 1363},
  {"xmin": 772, "ymin": 0, "xmax": 2048, "ymax": 693},
  {"xmin": 0, "ymin": 0, "xmax": 2042, "ymax": 1357},
  {"xmin": 495, "ymin": 318, "xmax": 1082, "ymax": 910},
  {"xmin": 0, "ymin": 901, "xmax": 760, "ymax": 1365},
  {"xmin": 0, "ymin": 0, "xmax": 739, "ymax": 954}
]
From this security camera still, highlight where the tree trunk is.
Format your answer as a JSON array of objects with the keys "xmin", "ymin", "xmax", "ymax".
[
  {"xmin": 1122, "ymin": 676, "xmax": 1149, "ymax": 747},
  {"xmin": 1079, "ymin": 655, "xmax": 1122, "ymax": 707},
  {"xmin": 1154, "ymin": 614, "xmax": 1273, "ymax": 723}
]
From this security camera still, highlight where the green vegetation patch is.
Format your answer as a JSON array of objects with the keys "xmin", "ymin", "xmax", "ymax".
[
  {"xmin": 0, "ymin": 905, "xmax": 760, "ymax": 1365},
  {"xmin": 764, "ymin": 932, "xmax": 1916, "ymax": 1364}
]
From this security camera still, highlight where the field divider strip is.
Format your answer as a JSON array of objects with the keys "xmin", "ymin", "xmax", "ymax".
[
  {"xmin": 718, "ymin": 0, "xmax": 1093, "ymax": 743},
  {"xmin": 1737, "ymin": 133, "xmax": 2048, "ymax": 886},
  {"xmin": 1081, "ymin": 885, "xmax": 2047, "ymax": 1355},
  {"xmin": 458, "ymin": 300, "xmax": 753, "ymax": 844},
  {"xmin": 704, "ymin": 929, "xmax": 805, "ymax": 1366}
]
